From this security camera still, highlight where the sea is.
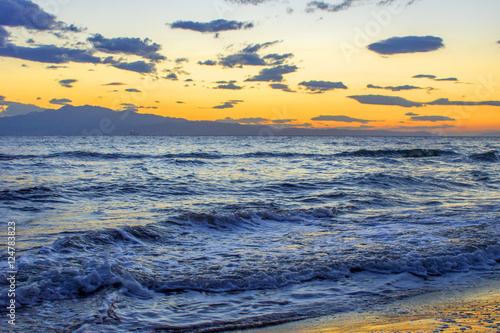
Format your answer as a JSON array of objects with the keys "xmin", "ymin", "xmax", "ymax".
[{"xmin": 0, "ymin": 136, "xmax": 499, "ymax": 332}]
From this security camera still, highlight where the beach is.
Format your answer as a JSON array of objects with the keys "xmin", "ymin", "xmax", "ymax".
[{"xmin": 241, "ymin": 279, "xmax": 500, "ymax": 333}]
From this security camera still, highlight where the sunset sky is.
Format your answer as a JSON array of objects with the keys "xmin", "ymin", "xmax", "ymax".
[{"xmin": 1, "ymin": 0, "xmax": 500, "ymax": 133}]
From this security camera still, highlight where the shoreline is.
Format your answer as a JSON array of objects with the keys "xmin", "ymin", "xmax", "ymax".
[{"xmin": 237, "ymin": 278, "xmax": 500, "ymax": 333}]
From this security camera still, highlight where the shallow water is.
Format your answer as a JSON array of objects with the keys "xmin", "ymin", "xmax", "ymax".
[{"xmin": 0, "ymin": 136, "xmax": 499, "ymax": 332}]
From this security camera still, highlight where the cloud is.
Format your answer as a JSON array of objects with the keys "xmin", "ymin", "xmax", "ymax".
[
  {"xmin": 245, "ymin": 65, "xmax": 298, "ymax": 82},
  {"xmin": 217, "ymin": 116, "xmax": 268, "ymax": 124},
  {"xmin": 87, "ymin": 34, "xmax": 165, "ymax": 62},
  {"xmin": 112, "ymin": 61, "xmax": 156, "ymax": 74},
  {"xmin": 427, "ymin": 98, "xmax": 500, "ymax": 106},
  {"xmin": 349, "ymin": 94, "xmax": 423, "ymax": 107},
  {"xmin": 49, "ymin": 98, "xmax": 72, "ymax": 105},
  {"xmin": 367, "ymin": 84, "xmax": 423, "ymax": 91},
  {"xmin": 410, "ymin": 116, "xmax": 455, "ymax": 122},
  {"xmin": 120, "ymin": 103, "xmax": 138, "ymax": 112},
  {"xmin": 299, "ymin": 80, "xmax": 348, "ymax": 93},
  {"xmin": 175, "ymin": 58, "xmax": 188, "ymax": 63},
  {"xmin": 242, "ymin": 40, "xmax": 279, "ymax": 53},
  {"xmin": 102, "ymin": 82, "xmax": 126, "ymax": 86},
  {"xmin": 405, "ymin": 112, "xmax": 419, "ymax": 116},
  {"xmin": 46, "ymin": 65, "xmax": 68, "ymax": 69},
  {"xmin": 413, "ymin": 74, "xmax": 459, "ymax": 82},
  {"xmin": 368, "ymin": 36, "xmax": 444, "ymax": 55},
  {"xmin": 262, "ymin": 53, "xmax": 294, "ymax": 65},
  {"xmin": 58, "ymin": 79, "xmax": 77, "ymax": 88},
  {"xmin": 219, "ymin": 53, "xmax": 267, "ymax": 67},
  {"xmin": 198, "ymin": 60, "xmax": 217, "ymax": 66},
  {"xmin": 413, "ymin": 74, "xmax": 437, "ymax": 79},
  {"xmin": 435, "ymin": 77, "xmax": 458, "ymax": 82},
  {"xmin": 176, "ymin": 101, "xmax": 185, "ymax": 104},
  {"xmin": 164, "ymin": 73, "xmax": 178, "ymax": 81},
  {"xmin": 0, "ymin": 44, "xmax": 101, "ymax": 64},
  {"xmin": 214, "ymin": 82, "xmax": 243, "ymax": 90},
  {"xmin": 125, "ymin": 88, "xmax": 141, "ymax": 93},
  {"xmin": 0, "ymin": 0, "xmax": 57, "ymax": 30},
  {"xmin": 269, "ymin": 83, "xmax": 295, "ymax": 92},
  {"xmin": 306, "ymin": 0, "xmax": 356, "ymax": 13},
  {"xmin": 170, "ymin": 19, "xmax": 253, "ymax": 33},
  {"xmin": 213, "ymin": 100, "xmax": 244, "ymax": 109},
  {"xmin": 0, "ymin": 26, "xmax": 8, "ymax": 47},
  {"xmin": 311, "ymin": 115, "xmax": 372, "ymax": 123},
  {"xmin": 272, "ymin": 119, "xmax": 297, "ymax": 124}
]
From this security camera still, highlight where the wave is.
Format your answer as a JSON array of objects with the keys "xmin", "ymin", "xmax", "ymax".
[
  {"xmin": 0, "ymin": 186, "xmax": 65, "ymax": 202},
  {"xmin": 468, "ymin": 150, "xmax": 500, "ymax": 162},
  {"xmin": 337, "ymin": 148, "xmax": 458, "ymax": 158}
]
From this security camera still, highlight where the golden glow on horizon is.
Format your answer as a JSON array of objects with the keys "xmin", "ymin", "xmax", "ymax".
[{"xmin": 1, "ymin": 0, "xmax": 500, "ymax": 133}]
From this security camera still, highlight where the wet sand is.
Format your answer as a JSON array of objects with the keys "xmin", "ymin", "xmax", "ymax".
[{"xmin": 239, "ymin": 279, "xmax": 500, "ymax": 333}]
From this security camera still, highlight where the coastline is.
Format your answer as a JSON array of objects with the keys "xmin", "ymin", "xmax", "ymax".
[{"xmin": 238, "ymin": 278, "xmax": 500, "ymax": 333}]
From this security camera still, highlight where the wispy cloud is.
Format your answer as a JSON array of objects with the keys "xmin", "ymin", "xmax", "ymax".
[
  {"xmin": 213, "ymin": 100, "xmax": 244, "ymax": 109},
  {"xmin": 170, "ymin": 19, "xmax": 253, "ymax": 33},
  {"xmin": 311, "ymin": 115, "xmax": 372, "ymax": 123},
  {"xmin": 299, "ymin": 81, "xmax": 348, "ymax": 93},
  {"xmin": 58, "ymin": 79, "xmax": 77, "ymax": 88}
]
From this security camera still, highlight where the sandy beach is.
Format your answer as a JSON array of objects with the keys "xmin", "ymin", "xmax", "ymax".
[{"xmin": 240, "ymin": 279, "xmax": 500, "ymax": 333}]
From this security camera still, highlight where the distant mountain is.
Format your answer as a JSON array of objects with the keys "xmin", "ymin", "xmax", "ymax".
[{"xmin": 0, "ymin": 105, "xmax": 435, "ymax": 136}]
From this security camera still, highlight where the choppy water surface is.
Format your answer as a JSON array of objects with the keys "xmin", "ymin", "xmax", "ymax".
[{"xmin": 0, "ymin": 136, "xmax": 499, "ymax": 332}]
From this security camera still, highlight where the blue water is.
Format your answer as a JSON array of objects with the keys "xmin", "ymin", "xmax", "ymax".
[{"xmin": 0, "ymin": 136, "xmax": 499, "ymax": 332}]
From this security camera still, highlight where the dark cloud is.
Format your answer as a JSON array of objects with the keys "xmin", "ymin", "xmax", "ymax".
[
  {"xmin": 413, "ymin": 74, "xmax": 437, "ymax": 79},
  {"xmin": 427, "ymin": 98, "xmax": 500, "ymax": 106},
  {"xmin": 0, "ymin": 0, "xmax": 57, "ymax": 30},
  {"xmin": 58, "ymin": 79, "xmax": 77, "ymax": 88},
  {"xmin": 272, "ymin": 119, "xmax": 297, "ymax": 124},
  {"xmin": 175, "ymin": 58, "xmax": 188, "ymax": 63},
  {"xmin": 405, "ymin": 112, "xmax": 419, "ymax": 116},
  {"xmin": 46, "ymin": 65, "xmax": 68, "ymax": 69},
  {"xmin": 299, "ymin": 80, "xmax": 348, "ymax": 93},
  {"xmin": 262, "ymin": 53, "xmax": 293, "ymax": 65},
  {"xmin": 413, "ymin": 74, "xmax": 459, "ymax": 83},
  {"xmin": 306, "ymin": 0, "xmax": 356, "ymax": 13},
  {"xmin": 214, "ymin": 82, "xmax": 243, "ymax": 90},
  {"xmin": 269, "ymin": 83, "xmax": 295, "ymax": 92},
  {"xmin": 213, "ymin": 100, "xmax": 244, "ymax": 109},
  {"xmin": 245, "ymin": 65, "xmax": 298, "ymax": 82},
  {"xmin": 311, "ymin": 115, "xmax": 372, "ymax": 123},
  {"xmin": 125, "ymin": 88, "xmax": 141, "ymax": 93},
  {"xmin": 242, "ymin": 40, "xmax": 279, "ymax": 53},
  {"xmin": 368, "ymin": 36, "xmax": 444, "ymax": 55},
  {"xmin": 219, "ymin": 53, "xmax": 267, "ymax": 68},
  {"xmin": 217, "ymin": 117, "xmax": 268, "ymax": 124},
  {"xmin": 0, "ymin": 26, "xmax": 8, "ymax": 47},
  {"xmin": 0, "ymin": 44, "xmax": 101, "ymax": 64},
  {"xmin": 410, "ymin": 115, "xmax": 455, "ymax": 122},
  {"xmin": 164, "ymin": 73, "xmax": 178, "ymax": 81},
  {"xmin": 112, "ymin": 61, "xmax": 156, "ymax": 74},
  {"xmin": 198, "ymin": 60, "xmax": 217, "ymax": 66},
  {"xmin": 367, "ymin": 84, "xmax": 422, "ymax": 91},
  {"xmin": 435, "ymin": 77, "xmax": 458, "ymax": 82},
  {"xmin": 88, "ymin": 34, "xmax": 165, "ymax": 62},
  {"xmin": 170, "ymin": 19, "xmax": 253, "ymax": 33},
  {"xmin": 49, "ymin": 98, "xmax": 72, "ymax": 105},
  {"xmin": 348, "ymin": 94, "xmax": 423, "ymax": 107},
  {"xmin": 176, "ymin": 101, "xmax": 185, "ymax": 104},
  {"xmin": 120, "ymin": 103, "xmax": 138, "ymax": 112},
  {"xmin": 185, "ymin": 79, "xmax": 193, "ymax": 82},
  {"xmin": 102, "ymin": 82, "xmax": 126, "ymax": 86}
]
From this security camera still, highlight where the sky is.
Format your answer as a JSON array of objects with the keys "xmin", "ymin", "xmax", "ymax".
[{"xmin": 1, "ymin": 0, "xmax": 500, "ymax": 134}]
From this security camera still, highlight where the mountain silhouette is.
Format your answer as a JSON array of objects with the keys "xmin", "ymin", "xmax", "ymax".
[{"xmin": 0, "ymin": 105, "xmax": 433, "ymax": 136}]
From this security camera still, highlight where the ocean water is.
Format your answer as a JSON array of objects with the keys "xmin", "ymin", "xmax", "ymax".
[{"xmin": 0, "ymin": 136, "xmax": 499, "ymax": 332}]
